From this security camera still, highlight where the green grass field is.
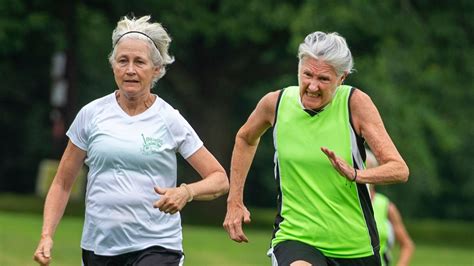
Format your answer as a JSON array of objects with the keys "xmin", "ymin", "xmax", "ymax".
[{"xmin": 0, "ymin": 211, "xmax": 473, "ymax": 265}]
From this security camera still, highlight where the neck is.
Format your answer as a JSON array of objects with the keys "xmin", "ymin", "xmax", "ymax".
[{"xmin": 116, "ymin": 90, "xmax": 155, "ymax": 116}]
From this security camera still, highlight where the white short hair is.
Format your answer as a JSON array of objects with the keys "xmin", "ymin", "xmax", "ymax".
[{"xmin": 108, "ymin": 15, "xmax": 175, "ymax": 87}]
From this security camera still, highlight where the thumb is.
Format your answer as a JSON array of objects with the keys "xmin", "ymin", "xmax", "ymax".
[
  {"xmin": 154, "ymin": 186, "xmax": 167, "ymax": 195},
  {"xmin": 43, "ymin": 245, "xmax": 51, "ymax": 258},
  {"xmin": 243, "ymin": 209, "xmax": 252, "ymax": 224}
]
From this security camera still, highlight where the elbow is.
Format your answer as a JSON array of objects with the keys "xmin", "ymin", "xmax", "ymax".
[
  {"xmin": 392, "ymin": 159, "xmax": 409, "ymax": 183},
  {"xmin": 216, "ymin": 171, "xmax": 230, "ymax": 197},
  {"xmin": 409, "ymin": 239, "xmax": 415, "ymax": 252},
  {"xmin": 221, "ymin": 176, "xmax": 230, "ymax": 195},
  {"xmin": 403, "ymin": 238, "xmax": 415, "ymax": 255},
  {"xmin": 400, "ymin": 163, "xmax": 410, "ymax": 183}
]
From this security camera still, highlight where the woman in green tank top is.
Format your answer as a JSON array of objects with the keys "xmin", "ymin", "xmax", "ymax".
[{"xmin": 223, "ymin": 31, "xmax": 410, "ymax": 266}]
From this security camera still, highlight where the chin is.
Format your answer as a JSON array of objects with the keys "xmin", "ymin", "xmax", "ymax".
[
  {"xmin": 121, "ymin": 87, "xmax": 141, "ymax": 93},
  {"xmin": 303, "ymin": 99, "xmax": 322, "ymax": 110}
]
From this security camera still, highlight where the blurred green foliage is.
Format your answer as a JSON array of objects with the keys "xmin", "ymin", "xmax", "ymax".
[{"xmin": 0, "ymin": 0, "xmax": 472, "ymax": 220}]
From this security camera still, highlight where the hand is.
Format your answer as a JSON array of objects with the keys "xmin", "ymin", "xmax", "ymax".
[
  {"xmin": 153, "ymin": 186, "xmax": 189, "ymax": 214},
  {"xmin": 223, "ymin": 201, "xmax": 251, "ymax": 243},
  {"xmin": 321, "ymin": 147, "xmax": 356, "ymax": 181},
  {"xmin": 33, "ymin": 235, "xmax": 53, "ymax": 266}
]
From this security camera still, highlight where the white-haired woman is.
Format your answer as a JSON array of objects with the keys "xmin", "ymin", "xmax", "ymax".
[
  {"xmin": 34, "ymin": 15, "xmax": 228, "ymax": 266},
  {"xmin": 223, "ymin": 31, "xmax": 409, "ymax": 265}
]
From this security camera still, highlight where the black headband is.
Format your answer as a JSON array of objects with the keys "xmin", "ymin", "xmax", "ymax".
[{"xmin": 114, "ymin": 31, "xmax": 158, "ymax": 49}]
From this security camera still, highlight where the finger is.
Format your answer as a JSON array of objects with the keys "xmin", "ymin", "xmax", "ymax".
[
  {"xmin": 321, "ymin": 147, "xmax": 336, "ymax": 160},
  {"xmin": 33, "ymin": 252, "xmax": 49, "ymax": 265},
  {"xmin": 235, "ymin": 227, "xmax": 249, "ymax": 243},
  {"xmin": 321, "ymin": 148, "xmax": 333, "ymax": 162},
  {"xmin": 320, "ymin": 146, "xmax": 330, "ymax": 156},
  {"xmin": 153, "ymin": 198, "xmax": 165, "ymax": 209},
  {"xmin": 321, "ymin": 148, "xmax": 340, "ymax": 169},
  {"xmin": 42, "ymin": 245, "xmax": 51, "ymax": 258},
  {"xmin": 231, "ymin": 219, "xmax": 249, "ymax": 242},
  {"xmin": 154, "ymin": 186, "xmax": 167, "ymax": 195},
  {"xmin": 223, "ymin": 219, "xmax": 240, "ymax": 242},
  {"xmin": 228, "ymin": 225, "xmax": 242, "ymax": 242},
  {"xmin": 243, "ymin": 210, "xmax": 251, "ymax": 224},
  {"xmin": 166, "ymin": 205, "xmax": 178, "ymax": 214}
]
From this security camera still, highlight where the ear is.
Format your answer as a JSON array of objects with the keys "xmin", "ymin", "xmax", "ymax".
[
  {"xmin": 154, "ymin": 66, "xmax": 161, "ymax": 77},
  {"xmin": 338, "ymin": 73, "xmax": 347, "ymax": 86}
]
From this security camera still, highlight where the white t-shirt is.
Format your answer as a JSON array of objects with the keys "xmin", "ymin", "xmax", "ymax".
[{"xmin": 66, "ymin": 92, "xmax": 203, "ymax": 255}]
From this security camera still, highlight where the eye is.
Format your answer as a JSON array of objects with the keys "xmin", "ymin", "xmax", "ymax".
[
  {"xmin": 117, "ymin": 58, "xmax": 127, "ymax": 65},
  {"xmin": 319, "ymin": 76, "xmax": 331, "ymax": 84},
  {"xmin": 303, "ymin": 71, "xmax": 312, "ymax": 78},
  {"xmin": 135, "ymin": 58, "xmax": 149, "ymax": 67}
]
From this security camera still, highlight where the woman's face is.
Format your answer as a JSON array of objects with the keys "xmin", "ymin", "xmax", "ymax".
[
  {"xmin": 112, "ymin": 38, "xmax": 160, "ymax": 97},
  {"xmin": 298, "ymin": 57, "xmax": 345, "ymax": 110}
]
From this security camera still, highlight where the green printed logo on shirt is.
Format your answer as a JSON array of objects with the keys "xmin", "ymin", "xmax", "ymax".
[{"xmin": 141, "ymin": 133, "xmax": 163, "ymax": 155}]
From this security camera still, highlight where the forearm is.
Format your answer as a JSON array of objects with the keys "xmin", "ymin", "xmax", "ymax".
[
  {"xmin": 357, "ymin": 160, "xmax": 409, "ymax": 184},
  {"xmin": 397, "ymin": 232, "xmax": 415, "ymax": 266},
  {"xmin": 397, "ymin": 239, "xmax": 415, "ymax": 266},
  {"xmin": 41, "ymin": 181, "xmax": 73, "ymax": 238},
  {"xmin": 389, "ymin": 203, "xmax": 415, "ymax": 266},
  {"xmin": 227, "ymin": 137, "xmax": 259, "ymax": 204},
  {"xmin": 187, "ymin": 170, "xmax": 229, "ymax": 201}
]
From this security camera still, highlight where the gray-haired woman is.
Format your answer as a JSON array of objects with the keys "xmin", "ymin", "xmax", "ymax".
[
  {"xmin": 34, "ymin": 15, "xmax": 229, "ymax": 266},
  {"xmin": 223, "ymin": 31, "xmax": 409, "ymax": 266}
]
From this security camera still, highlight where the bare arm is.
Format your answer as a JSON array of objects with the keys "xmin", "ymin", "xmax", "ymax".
[
  {"xmin": 353, "ymin": 89, "xmax": 409, "ymax": 184},
  {"xmin": 184, "ymin": 146, "xmax": 229, "ymax": 200},
  {"xmin": 322, "ymin": 89, "xmax": 409, "ymax": 184},
  {"xmin": 223, "ymin": 90, "xmax": 279, "ymax": 243},
  {"xmin": 153, "ymin": 146, "xmax": 229, "ymax": 213},
  {"xmin": 34, "ymin": 140, "xmax": 86, "ymax": 265},
  {"xmin": 389, "ymin": 203, "xmax": 415, "ymax": 266}
]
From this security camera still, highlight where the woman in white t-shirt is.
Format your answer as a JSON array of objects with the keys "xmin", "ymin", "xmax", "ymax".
[{"xmin": 33, "ymin": 15, "xmax": 229, "ymax": 266}]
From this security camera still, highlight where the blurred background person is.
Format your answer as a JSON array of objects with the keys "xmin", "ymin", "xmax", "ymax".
[
  {"xmin": 224, "ymin": 31, "xmax": 409, "ymax": 266},
  {"xmin": 33, "ymin": 15, "xmax": 228, "ymax": 266},
  {"xmin": 367, "ymin": 149, "xmax": 415, "ymax": 266}
]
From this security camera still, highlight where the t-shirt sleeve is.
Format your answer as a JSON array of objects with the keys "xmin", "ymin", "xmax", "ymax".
[
  {"xmin": 66, "ymin": 107, "xmax": 89, "ymax": 151},
  {"xmin": 169, "ymin": 110, "xmax": 203, "ymax": 159}
]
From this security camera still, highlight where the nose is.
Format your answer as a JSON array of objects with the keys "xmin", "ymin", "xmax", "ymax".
[
  {"xmin": 125, "ymin": 63, "xmax": 136, "ymax": 75},
  {"xmin": 308, "ymin": 79, "xmax": 319, "ymax": 91}
]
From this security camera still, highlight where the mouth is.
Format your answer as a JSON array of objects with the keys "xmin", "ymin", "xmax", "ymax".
[
  {"xmin": 124, "ymin": 80, "xmax": 139, "ymax": 84},
  {"xmin": 305, "ymin": 91, "xmax": 321, "ymax": 98}
]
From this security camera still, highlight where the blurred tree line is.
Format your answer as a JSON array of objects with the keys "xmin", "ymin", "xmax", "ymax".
[{"xmin": 0, "ymin": 0, "xmax": 472, "ymax": 220}]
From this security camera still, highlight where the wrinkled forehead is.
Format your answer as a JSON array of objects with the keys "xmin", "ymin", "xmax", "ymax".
[
  {"xmin": 114, "ymin": 38, "xmax": 153, "ymax": 58},
  {"xmin": 299, "ymin": 57, "xmax": 337, "ymax": 75}
]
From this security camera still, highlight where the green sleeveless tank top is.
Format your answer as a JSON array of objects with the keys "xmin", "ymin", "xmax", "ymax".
[
  {"xmin": 373, "ymin": 193, "xmax": 391, "ymax": 265},
  {"xmin": 271, "ymin": 85, "xmax": 375, "ymax": 258}
]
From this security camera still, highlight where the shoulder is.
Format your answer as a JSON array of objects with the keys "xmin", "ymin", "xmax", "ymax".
[
  {"xmin": 154, "ymin": 97, "xmax": 190, "ymax": 126},
  {"xmin": 253, "ymin": 89, "xmax": 283, "ymax": 126},
  {"xmin": 348, "ymin": 87, "xmax": 380, "ymax": 135},
  {"xmin": 81, "ymin": 93, "xmax": 115, "ymax": 113},
  {"xmin": 154, "ymin": 96, "xmax": 176, "ymax": 116},
  {"xmin": 155, "ymin": 96, "xmax": 196, "ymax": 134},
  {"xmin": 258, "ymin": 90, "xmax": 281, "ymax": 111},
  {"xmin": 349, "ymin": 87, "xmax": 373, "ymax": 107},
  {"xmin": 74, "ymin": 93, "xmax": 115, "ymax": 121},
  {"xmin": 349, "ymin": 88, "xmax": 379, "ymax": 117}
]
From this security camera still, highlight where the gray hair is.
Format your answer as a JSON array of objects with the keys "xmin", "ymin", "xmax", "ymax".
[
  {"xmin": 298, "ymin": 31, "xmax": 354, "ymax": 77},
  {"xmin": 108, "ymin": 15, "xmax": 175, "ymax": 87}
]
